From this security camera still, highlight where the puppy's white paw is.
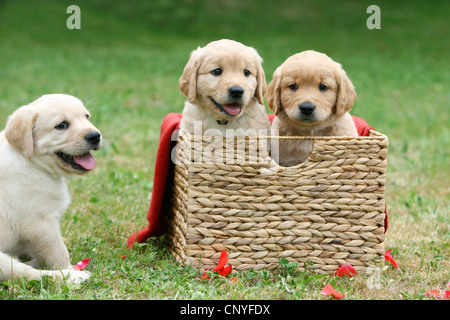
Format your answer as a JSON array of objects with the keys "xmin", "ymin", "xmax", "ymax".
[{"xmin": 61, "ymin": 269, "xmax": 91, "ymax": 283}]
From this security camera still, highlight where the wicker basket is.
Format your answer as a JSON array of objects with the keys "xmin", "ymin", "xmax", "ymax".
[{"xmin": 165, "ymin": 129, "xmax": 388, "ymax": 274}]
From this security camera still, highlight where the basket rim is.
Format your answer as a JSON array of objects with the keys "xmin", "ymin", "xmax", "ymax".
[
  {"xmin": 174, "ymin": 129, "xmax": 388, "ymax": 174},
  {"xmin": 179, "ymin": 129, "xmax": 388, "ymax": 141}
]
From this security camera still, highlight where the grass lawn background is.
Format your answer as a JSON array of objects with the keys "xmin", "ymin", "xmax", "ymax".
[{"xmin": 0, "ymin": 0, "xmax": 448, "ymax": 300}]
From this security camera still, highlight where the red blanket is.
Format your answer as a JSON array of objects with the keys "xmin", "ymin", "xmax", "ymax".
[{"xmin": 127, "ymin": 114, "xmax": 388, "ymax": 247}]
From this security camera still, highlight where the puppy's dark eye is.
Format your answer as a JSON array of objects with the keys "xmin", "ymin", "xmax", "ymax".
[
  {"xmin": 211, "ymin": 68, "xmax": 222, "ymax": 76},
  {"xmin": 288, "ymin": 83, "xmax": 298, "ymax": 91},
  {"xmin": 55, "ymin": 121, "xmax": 69, "ymax": 130},
  {"xmin": 86, "ymin": 114, "xmax": 90, "ymax": 119},
  {"xmin": 319, "ymin": 83, "xmax": 329, "ymax": 91},
  {"xmin": 244, "ymin": 69, "xmax": 251, "ymax": 77}
]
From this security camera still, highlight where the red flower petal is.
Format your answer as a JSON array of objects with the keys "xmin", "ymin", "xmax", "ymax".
[
  {"xmin": 218, "ymin": 264, "xmax": 232, "ymax": 277},
  {"xmin": 200, "ymin": 269, "xmax": 210, "ymax": 280},
  {"xmin": 73, "ymin": 258, "xmax": 90, "ymax": 270},
  {"xmin": 384, "ymin": 250, "xmax": 398, "ymax": 268},
  {"xmin": 321, "ymin": 283, "xmax": 344, "ymax": 300},
  {"xmin": 212, "ymin": 250, "xmax": 228, "ymax": 272},
  {"xmin": 444, "ymin": 291, "xmax": 450, "ymax": 300},
  {"xmin": 424, "ymin": 289, "xmax": 442, "ymax": 299},
  {"xmin": 230, "ymin": 277, "xmax": 239, "ymax": 283},
  {"xmin": 335, "ymin": 263, "xmax": 357, "ymax": 277}
]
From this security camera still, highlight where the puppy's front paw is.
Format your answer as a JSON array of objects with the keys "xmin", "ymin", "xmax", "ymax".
[{"xmin": 61, "ymin": 269, "xmax": 91, "ymax": 283}]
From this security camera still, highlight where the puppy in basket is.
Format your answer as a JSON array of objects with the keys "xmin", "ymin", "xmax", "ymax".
[
  {"xmin": 266, "ymin": 50, "xmax": 358, "ymax": 166},
  {"xmin": 179, "ymin": 39, "xmax": 270, "ymax": 137}
]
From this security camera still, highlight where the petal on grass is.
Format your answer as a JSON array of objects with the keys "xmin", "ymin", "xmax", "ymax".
[
  {"xmin": 335, "ymin": 264, "xmax": 357, "ymax": 277},
  {"xmin": 73, "ymin": 258, "xmax": 90, "ymax": 270},
  {"xmin": 218, "ymin": 264, "xmax": 232, "ymax": 277},
  {"xmin": 424, "ymin": 289, "xmax": 443, "ymax": 299},
  {"xmin": 212, "ymin": 250, "xmax": 228, "ymax": 272},
  {"xmin": 205, "ymin": 250, "xmax": 234, "ymax": 279},
  {"xmin": 384, "ymin": 250, "xmax": 398, "ymax": 268},
  {"xmin": 200, "ymin": 269, "xmax": 210, "ymax": 280},
  {"xmin": 321, "ymin": 283, "xmax": 344, "ymax": 300}
]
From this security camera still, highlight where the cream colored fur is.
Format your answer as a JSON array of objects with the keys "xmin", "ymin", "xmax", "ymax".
[
  {"xmin": 179, "ymin": 39, "xmax": 270, "ymax": 137},
  {"xmin": 0, "ymin": 94, "xmax": 101, "ymax": 283}
]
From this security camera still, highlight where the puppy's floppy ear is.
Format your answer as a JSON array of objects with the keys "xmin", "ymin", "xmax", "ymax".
[
  {"xmin": 5, "ymin": 106, "xmax": 38, "ymax": 160},
  {"xmin": 266, "ymin": 67, "xmax": 282, "ymax": 115},
  {"xmin": 253, "ymin": 52, "xmax": 267, "ymax": 105},
  {"xmin": 334, "ymin": 67, "xmax": 356, "ymax": 118},
  {"xmin": 179, "ymin": 48, "xmax": 200, "ymax": 104}
]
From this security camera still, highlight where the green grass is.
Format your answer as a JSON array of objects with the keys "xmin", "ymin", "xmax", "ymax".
[{"xmin": 0, "ymin": 0, "xmax": 448, "ymax": 300}]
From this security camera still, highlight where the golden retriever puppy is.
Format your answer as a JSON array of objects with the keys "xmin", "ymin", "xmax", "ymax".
[
  {"xmin": 267, "ymin": 50, "xmax": 358, "ymax": 166},
  {"xmin": 0, "ymin": 94, "xmax": 102, "ymax": 283},
  {"xmin": 179, "ymin": 39, "xmax": 270, "ymax": 137}
]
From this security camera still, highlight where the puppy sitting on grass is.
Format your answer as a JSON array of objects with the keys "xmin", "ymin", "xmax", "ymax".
[
  {"xmin": 0, "ymin": 94, "xmax": 101, "ymax": 283},
  {"xmin": 266, "ymin": 50, "xmax": 358, "ymax": 166}
]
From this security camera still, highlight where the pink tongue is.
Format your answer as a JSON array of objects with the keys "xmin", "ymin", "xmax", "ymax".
[
  {"xmin": 74, "ymin": 153, "xmax": 96, "ymax": 170},
  {"xmin": 223, "ymin": 104, "xmax": 241, "ymax": 116}
]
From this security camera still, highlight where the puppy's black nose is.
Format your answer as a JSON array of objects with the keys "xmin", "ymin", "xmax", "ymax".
[
  {"xmin": 299, "ymin": 102, "xmax": 316, "ymax": 116},
  {"xmin": 229, "ymin": 86, "xmax": 244, "ymax": 99},
  {"xmin": 85, "ymin": 131, "xmax": 101, "ymax": 145}
]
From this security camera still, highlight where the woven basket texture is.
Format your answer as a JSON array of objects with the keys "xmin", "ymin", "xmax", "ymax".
[{"xmin": 165, "ymin": 129, "xmax": 388, "ymax": 274}]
